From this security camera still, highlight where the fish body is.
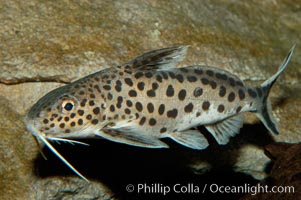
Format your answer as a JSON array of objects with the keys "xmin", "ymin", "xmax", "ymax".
[{"xmin": 25, "ymin": 45, "xmax": 295, "ymax": 181}]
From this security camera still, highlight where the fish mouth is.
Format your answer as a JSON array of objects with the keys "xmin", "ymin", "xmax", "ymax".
[{"xmin": 24, "ymin": 116, "xmax": 90, "ymax": 182}]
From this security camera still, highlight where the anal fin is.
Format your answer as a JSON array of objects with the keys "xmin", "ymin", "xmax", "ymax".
[
  {"xmin": 165, "ymin": 130, "xmax": 209, "ymax": 150},
  {"xmin": 95, "ymin": 126, "xmax": 169, "ymax": 148},
  {"xmin": 205, "ymin": 114, "xmax": 243, "ymax": 145}
]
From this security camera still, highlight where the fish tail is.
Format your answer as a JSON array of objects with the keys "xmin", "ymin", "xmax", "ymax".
[{"xmin": 255, "ymin": 45, "xmax": 295, "ymax": 135}]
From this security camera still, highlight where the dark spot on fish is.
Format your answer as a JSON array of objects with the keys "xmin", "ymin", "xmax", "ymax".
[
  {"xmin": 103, "ymin": 85, "xmax": 111, "ymax": 90},
  {"xmin": 248, "ymin": 88, "xmax": 257, "ymax": 98},
  {"xmin": 129, "ymin": 90, "xmax": 137, "ymax": 97},
  {"xmin": 217, "ymin": 104, "xmax": 225, "ymax": 113},
  {"xmin": 102, "ymin": 75, "xmax": 109, "ymax": 79},
  {"xmin": 236, "ymin": 106, "xmax": 242, "ymax": 113},
  {"xmin": 219, "ymin": 86, "xmax": 226, "ymax": 97},
  {"xmin": 152, "ymin": 82, "xmax": 159, "ymax": 90},
  {"xmin": 110, "ymin": 105, "xmax": 115, "ymax": 112},
  {"xmin": 238, "ymin": 89, "xmax": 245, "ymax": 100},
  {"xmin": 166, "ymin": 85, "xmax": 174, "ymax": 97},
  {"xmin": 59, "ymin": 123, "xmax": 65, "ymax": 129},
  {"xmin": 79, "ymin": 90, "xmax": 85, "ymax": 95},
  {"xmin": 168, "ymin": 72, "xmax": 176, "ymax": 79},
  {"xmin": 178, "ymin": 89, "xmax": 187, "ymax": 101},
  {"xmin": 107, "ymin": 93, "xmax": 113, "ymax": 100},
  {"xmin": 175, "ymin": 74, "xmax": 184, "ymax": 83},
  {"xmin": 117, "ymin": 96, "xmax": 123, "ymax": 108},
  {"xmin": 57, "ymin": 116, "xmax": 62, "ymax": 122},
  {"xmin": 202, "ymin": 101, "xmax": 210, "ymax": 110},
  {"xmin": 126, "ymin": 100, "xmax": 133, "ymax": 107},
  {"xmin": 194, "ymin": 69, "xmax": 203, "ymax": 75},
  {"xmin": 134, "ymin": 72, "xmax": 144, "ymax": 79},
  {"xmin": 70, "ymin": 113, "xmax": 76, "ymax": 118},
  {"xmin": 167, "ymin": 109, "xmax": 178, "ymax": 118},
  {"xmin": 139, "ymin": 117, "xmax": 146, "ymax": 125},
  {"xmin": 124, "ymin": 78, "xmax": 133, "ymax": 86},
  {"xmin": 135, "ymin": 102, "xmax": 143, "ymax": 112},
  {"xmin": 93, "ymin": 107, "xmax": 100, "ymax": 114},
  {"xmin": 80, "ymin": 99, "xmax": 87, "ymax": 107},
  {"xmin": 184, "ymin": 103, "xmax": 194, "ymax": 113},
  {"xmin": 149, "ymin": 118, "xmax": 157, "ymax": 126},
  {"xmin": 201, "ymin": 78, "xmax": 209, "ymax": 85},
  {"xmin": 137, "ymin": 82, "xmax": 145, "ymax": 91},
  {"xmin": 196, "ymin": 112, "xmax": 201, "ymax": 117},
  {"xmin": 228, "ymin": 92, "xmax": 235, "ymax": 102},
  {"xmin": 78, "ymin": 110, "xmax": 84, "ymax": 116},
  {"xmin": 70, "ymin": 122, "xmax": 76, "ymax": 127},
  {"xmin": 229, "ymin": 78, "xmax": 236, "ymax": 87},
  {"xmin": 187, "ymin": 76, "xmax": 197, "ymax": 82},
  {"xmin": 125, "ymin": 108, "xmax": 131, "ymax": 114},
  {"xmin": 210, "ymin": 81, "xmax": 217, "ymax": 89},
  {"xmin": 92, "ymin": 119, "xmax": 98, "ymax": 125},
  {"xmin": 64, "ymin": 117, "xmax": 70, "ymax": 122},
  {"xmin": 158, "ymin": 104, "xmax": 165, "ymax": 115},
  {"xmin": 147, "ymin": 103, "xmax": 154, "ymax": 113},
  {"xmin": 89, "ymin": 100, "xmax": 95, "ymax": 106},
  {"xmin": 135, "ymin": 113, "xmax": 139, "ymax": 119},
  {"xmin": 145, "ymin": 72, "xmax": 153, "ymax": 78},
  {"xmin": 216, "ymin": 73, "xmax": 228, "ymax": 80},
  {"xmin": 65, "ymin": 129, "xmax": 71, "ymax": 133},
  {"xmin": 94, "ymin": 85, "xmax": 102, "ymax": 93},
  {"xmin": 86, "ymin": 114, "xmax": 92, "ymax": 120},
  {"xmin": 147, "ymin": 89, "xmax": 156, "ymax": 97},
  {"xmin": 115, "ymin": 80, "xmax": 122, "ymax": 92},
  {"xmin": 78, "ymin": 119, "xmax": 83, "ymax": 125},
  {"xmin": 193, "ymin": 87, "xmax": 203, "ymax": 98},
  {"xmin": 50, "ymin": 123, "xmax": 55, "ymax": 128},
  {"xmin": 160, "ymin": 127, "xmax": 167, "ymax": 133},
  {"xmin": 161, "ymin": 71, "xmax": 168, "ymax": 79},
  {"xmin": 156, "ymin": 75, "xmax": 162, "ymax": 83},
  {"xmin": 43, "ymin": 119, "xmax": 49, "ymax": 124},
  {"xmin": 180, "ymin": 68, "xmax": 188, "ymax": 73},
  {"xmin": 206, "ymin": 70, "xmax": 214, "ymax": 77},
  {"xmin": 101, "ymin": 104, "xmax": 106, "ymax": 109}
]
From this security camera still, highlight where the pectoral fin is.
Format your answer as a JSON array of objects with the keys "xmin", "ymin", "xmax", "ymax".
[
  {"xmin": 94, "ymin": 126, "xmax": 169, "ymax": 148},
  {"xmin": 205, "ymin": 114, "xmax": 243, "ymax": 145},
  {"xmin": 165, "ymin": 130, "xmax": 209, "ymax": 150}
]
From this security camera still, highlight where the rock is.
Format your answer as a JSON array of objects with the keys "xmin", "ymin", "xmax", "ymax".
[
  {"xmin": 0, "ymin": 0, "xmax": 300, "ymax": 199},
  {"xmin": 241, "ymin": 143, "xmax": 301, "ymax": 200}
]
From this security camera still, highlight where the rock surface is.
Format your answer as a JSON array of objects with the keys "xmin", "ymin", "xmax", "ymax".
[
  {"xmin": 0, "ymin": 0, "xmax": 300, "ymax": 199},
  {"xmin": 241, "ymin": 143, "xmax": 301, "ymax": 200}
]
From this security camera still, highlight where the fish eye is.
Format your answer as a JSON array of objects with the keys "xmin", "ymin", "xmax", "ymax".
[
  {"xmin": 64, "ymin": 102, "xmax": 74, "ymax": 111},
  {"xmin": 60, "ymin": 98, "xmax": 77, "ymax": 113}
]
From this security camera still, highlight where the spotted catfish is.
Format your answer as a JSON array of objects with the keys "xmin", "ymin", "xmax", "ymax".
[{"xmin": 25, "ymin": 45, "xmax": 295, "ymax": 181}]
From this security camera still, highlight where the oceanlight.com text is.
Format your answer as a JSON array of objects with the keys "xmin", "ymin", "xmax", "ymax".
[{"xmin": 125, "ymin": 183, "xmax": 295, "ymax": 196}]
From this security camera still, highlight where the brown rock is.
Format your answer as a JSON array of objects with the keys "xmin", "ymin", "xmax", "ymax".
[{"xmin": 241, "ymin": 143, "xmax": 301, "ymax": 200}]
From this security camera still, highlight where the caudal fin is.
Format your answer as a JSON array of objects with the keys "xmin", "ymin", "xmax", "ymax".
[{"xmin": 255, "ymin": 45, "xmax": 295, "ymax": 135}]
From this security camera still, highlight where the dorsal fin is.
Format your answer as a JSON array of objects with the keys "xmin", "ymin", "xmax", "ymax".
[{"xmin": 127, "ymin": 46, "xmax": 188, "ymax": 71}]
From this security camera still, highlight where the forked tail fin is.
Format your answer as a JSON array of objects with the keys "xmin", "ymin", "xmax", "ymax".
[{"xmin": 255, "ymin": 45, "xmax": 295, "ymax": 135}]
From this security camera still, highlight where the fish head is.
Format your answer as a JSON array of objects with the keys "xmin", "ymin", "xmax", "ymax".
[{"xmin": 25, "ymin": 83, "xmax": 104, "ymax": 140}]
